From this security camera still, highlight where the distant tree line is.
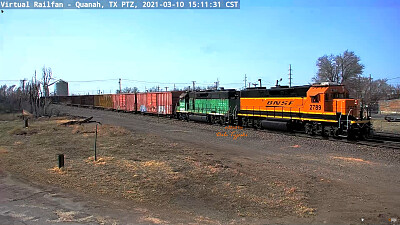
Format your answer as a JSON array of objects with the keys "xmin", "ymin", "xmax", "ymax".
[
  {"xmin": 3, "ymin": 59, "xmax": 399, "ymax": 115},
  {"xmin": 116, "ymin": 87, "xmax": 139, "ymax": 94},
  {"xmin": 0, "ymin": 66, "xmax": 55, "ymax": 116},
  {"xmin": 117, "ymin": 84, "xmax": 218, "ymax": 94}
]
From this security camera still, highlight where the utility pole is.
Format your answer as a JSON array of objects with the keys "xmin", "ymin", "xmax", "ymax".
[
  {"xmin": 244, "ymin": 74, "xmax": 247, "ymax": 89},
  {"xmin": 20, "ymin": 79, "xmax": 27, "ymax": 91},
  {"xmin": 214, "ymin": 78, "xmax": 219, "ymax": 90},
  {"xmin": 369, "ymin": 74, "xmax": 372, "ymax": 90},
  {"xmin": 192, "ymin": 81, "xmax": 196, "ymax": 91},
  {"xmin": 288, "ymin": 64, "xmax": 292, "ymax": 88},
  {"xmin": 119, "ymin": 78, "xmax": 121, "ymax": 93},
  {"xmin": 369, "ymin": 74, "xmax": 372, "ymax": 104},
  {"xmin": 165, "ymin": 87, "xmax": 168, "ymax": 92}
]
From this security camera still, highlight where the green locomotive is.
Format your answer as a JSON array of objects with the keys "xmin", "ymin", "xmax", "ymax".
[{"xmin": 175, "ymin": 89, "xmax": 240, "ymax": 125}]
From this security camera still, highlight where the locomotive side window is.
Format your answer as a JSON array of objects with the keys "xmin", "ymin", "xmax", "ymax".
[
  {"xmin": 332, "ymin": 93, "xmax": 345, "ymax": 99},
  {"xmin": 311, "ymin": 94, "xmax": 320, "ymax": 103}
]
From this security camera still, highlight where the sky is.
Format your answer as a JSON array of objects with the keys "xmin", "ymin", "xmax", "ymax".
[{"xmin": 0, "ymin": 0, "xmax": 399, "ymax": 95}]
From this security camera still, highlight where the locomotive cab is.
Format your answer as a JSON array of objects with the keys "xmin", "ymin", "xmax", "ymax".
[
  {"xmin": 305, "ymin": 82, "xmax": 372, "ymax": 138},
  {"xmin": 307, "ymin": 82, "xmax": 365, "ymax": 120}
]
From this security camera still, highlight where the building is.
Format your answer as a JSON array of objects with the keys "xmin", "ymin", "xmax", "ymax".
[
  {"xmin": 379, "ymin": 99, "xmax": 400, "ymax": 114},
  {"xmin": 55, "ymin": 80, "xmax": 69, "ymax": 96}
]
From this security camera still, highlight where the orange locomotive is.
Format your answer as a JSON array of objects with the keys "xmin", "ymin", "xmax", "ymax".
[{"xmin": 238, "ymin": 82, "xmax": 372, "ymax": 138}]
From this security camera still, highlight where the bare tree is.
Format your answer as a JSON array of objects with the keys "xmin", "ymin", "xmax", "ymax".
[
  {"xmin": 27, "ymin": 70, "xmax": 42, "ymax": 117},
  {"xmin": 336, "ymin": 50, "xmax": 364, "ymax": 83},
  {"xmin": 118, "ymin": 87, "xmax": 139, "ymax": 93},
  {"xmin": 41, "ymin": 66, "xmax": 55, "ymax": 116},
  {"xmin": 393, "ymin": 84, "xmax": 400, "ymax": 99},
  {"xmin": 313, "ymin": 50, "xmax": 364, "ymax": 84},
  {"xmin": 369, "ymin": 79, "xmax": 393, "ymax": 103},
  {"xmin": 313, "ymin": 54, "xmax": 338, "ymax": 83},
  {"xmin": 42, "ymin": 66, "xmax": 52, "ymax": 97},
  {"xmin": 148, "ymin": 86, "xmax": 160, "ymax": 92}
]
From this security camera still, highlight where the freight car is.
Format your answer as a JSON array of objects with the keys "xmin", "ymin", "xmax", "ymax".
[
  {"xmin": 137, "ymin": 91, "xmax": 183, "ymax": 116},
  {"xmin": 94, "ymin": 94, "xmax": 113, "ymax": 109},
  {"xmin": 80, "ymin": 95, "xmax": 95, "ymax": 108},
  {"xmin": 46, "ymin": 95, "xmax": 71, "ymax": 105},
  {"xmin": 112, "ymin": 93, "xmax": 137, "ymax": 112}
]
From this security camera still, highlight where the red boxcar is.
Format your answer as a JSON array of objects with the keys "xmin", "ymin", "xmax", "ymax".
[
  {"xmin": 112, "ymin": 94, "xmax": 136, "ymax": 112},
  {"xmin": 112, "ymin": 94, "xmax": 126, "ymax": 111},
  {"xmin": 125, "ymin": 94, "xmax": 136, "ymax": 112},
  {"xmin": 136, "ymin": 91, "xmax": 182, "ymax": 115}
]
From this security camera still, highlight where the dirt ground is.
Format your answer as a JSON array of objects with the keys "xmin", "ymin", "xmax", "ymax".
[{"xmin": 0, "ymin": 106, "xmax": 399, "ymax": 224}]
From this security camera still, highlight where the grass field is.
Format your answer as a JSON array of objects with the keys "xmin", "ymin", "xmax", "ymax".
[
  {"xmin": 0, "ymin": 115, "xmax": 313, "ymax": 223},
  {"xmin": 371, "ymin": 118, "xmax": 400, "ymax": 133}
]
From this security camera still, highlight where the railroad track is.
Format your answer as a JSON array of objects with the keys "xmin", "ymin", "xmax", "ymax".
[
  {"xmin": 256, "ymin": 129, "xmax": 400, "ymax": 150},
  {"xmin": 362, "ymin": 132, "xmax": 400, "ymax": 150},
  {"xmin": 61, "ymin": 104, "xmax": 400, "ymax": 150}
]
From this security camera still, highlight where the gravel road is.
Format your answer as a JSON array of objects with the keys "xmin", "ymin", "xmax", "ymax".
[{"xmin": 0, "ymin": 169, "xmax": 155, "ymax": 225}]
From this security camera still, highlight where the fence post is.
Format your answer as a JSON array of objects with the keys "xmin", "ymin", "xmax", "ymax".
[
  {"xmin": 58, "ymin": 154, "xmax": 64, "ymax": 168},
  {"xmin": 94, "ymin": 123, "xmax": 98, "ymax": 161}
]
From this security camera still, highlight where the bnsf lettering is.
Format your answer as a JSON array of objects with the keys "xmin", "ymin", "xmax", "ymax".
[{"xmin": 266, "ymin": 101, "xmax": 294, "ymax": 106}]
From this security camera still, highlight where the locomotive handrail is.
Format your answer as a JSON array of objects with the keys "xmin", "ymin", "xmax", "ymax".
[{"xmin": 347, "ymin": 109, "xmax": 353, "ymax": 131}]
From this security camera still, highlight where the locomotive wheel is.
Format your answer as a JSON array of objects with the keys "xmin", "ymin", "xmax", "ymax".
[
  {"xmin": 210, "ymin": 116, "xmax": 216, "ymax": 124},
  {"xmin": 220, "ymin": 117, "xmax": 226, "ymax": 126},
  {"xmin": 305, "ymin": 123, "xmax": 315, "ymax": 135},
  {"xmin": 321, "ymin": 125, "xmax": 330, "ymax": 138},
  {"xmin": 241, "ymin": 117, "xmax": 248, "ymax": 127},
  {"xmin": 304, "ymin": 123, "xmax": 310, "ymax": 134},
  {"xmin": 254, "ymin": 119, "xmax": 262, "ymax": 129}
]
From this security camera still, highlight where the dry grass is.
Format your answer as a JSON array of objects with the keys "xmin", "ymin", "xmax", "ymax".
[
  {"xmin": 372, "ymin": 118, "xmax": 400, "ymax": 133},
  {"xmin": 0, "ymin": 116, "xmax": 314, "ymax": 223},
  {"xmin": 0, "ymin": 113, "xmax": 21, "ymax": 121}
]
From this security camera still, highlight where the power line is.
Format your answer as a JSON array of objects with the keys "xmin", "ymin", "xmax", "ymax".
[
  {"xmin": 0, "ymin": 80, "xmax": 20, "ymax": 82},
  {"xmin": 122, "ymin": 79, "xmax": 189, "ymax": 85},
  {"xmin": 68, "ymin": 79, "xmax": 116, "ymax": 83}
]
